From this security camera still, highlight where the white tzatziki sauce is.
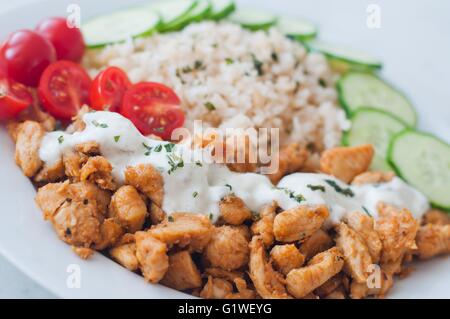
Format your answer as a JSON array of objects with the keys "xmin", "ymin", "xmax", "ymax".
[{"xmin": 39, "ymin": 111, "xmax": 430, "ymax": 225}]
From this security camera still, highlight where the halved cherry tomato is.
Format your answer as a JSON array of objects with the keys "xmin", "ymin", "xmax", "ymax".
[
  {"xmin": 0, "ymin": 30, "xmax": 56, "ymax": 87},
  {"xmin": 35, "ymin": 17, "xmax": 85, "ymax": 62},
  {"xmin": 38, "ymin": 60, "xmax": 91, "ymax": 121},
  {"xmin": 90, "ymin": 67, "xmax": 131, "ymax": 112},
  {"xmin": 0, "ymin": 77, "xmax": 33, "ymax": 120},
  {"xmin": 120, "ymin": 82, "xmax": 184, "ymax": 140}
]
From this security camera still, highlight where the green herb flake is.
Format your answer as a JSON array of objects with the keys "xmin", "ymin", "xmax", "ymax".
[
  {"xmin": 194, "ymin": 60, "xmax": 203, "ymax": 70},
  {"xmin": 143, "ymin": 142, "xmax": 153, "ymax": 155},
  {"xmin": 195, "ymin": 161, "xmax": 203, "ymax": 167},
  {"xmin": 319, "ymin": 78, "xmax": 327, "ymax": 87},
  {"xmin": 167, "ymin": 153, "xmax": 184, "ymax": 174},
  {"xmin": 307, "ymin": 184, "xmax": 326, "ymax": 192},
  {"xmin": 192, "ymin": 191, "xmax": 198, "ymax": 198},
  {"xmin": 92, "ymin": 120, "xmax": 108, "ymax": 128},
  {"xmin": 324, "ymin": 179, "xmax": 354, "ymax": 197},
  {"xmin": 58, "ymin": 135, "xmax": 64, "ymax": 144},
  {"xmin": 168, "ymin": 216, "xmax": 174, "ymax": 222},
  {"xmin": 182, "ymin": 65, "xmax": 193, "ymax": 73},
  {"xmin": 362, "ymin": 206, "xmax": 372, "ymax": 217},
  {"xmin": 225, "ymin": 184, "xmax": 233, "ymax": 191},
  {"xmin": 276, "ymin": 186, "xmax": 306, "ymax": 204},
  {"xmin": 154, "ymin": 127, "xmax": 165, "ymax": 133},
  {"xmin": 251, "ymin": 54, "xmax": 264, "ymax": 76},
  {"xmin": 225, "ymin": 58, "xmax": 234, "ymax": 65},
  {"xmin": 204, "ymin": 102, "xmax": 216, "ymax": 111},
  {"xmin": 114, "ymin": 135, "xmax": 121, "ymax": 143},
  {"xmin": 164, "ymin": 143, "xmax": 176, "ymax": 153},
  {"xmin": 271, "ymin": 51, "xmax": 278, "ymax": 62},
  {"xmin": 154, "ymin": 145, "xmax": 163, "ymax": 152},
  {"xmin": 209, "ymin": 213, "xmax": 213, "ymax": 220}
]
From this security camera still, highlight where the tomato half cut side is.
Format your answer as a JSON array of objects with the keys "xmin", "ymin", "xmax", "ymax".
[
  {"xmin": 120, "ymin": 82, "xmax": 185, "ymax": 140},
  {"xmin": 90, "ymin": 66, "xmax": 131, "ymax": 112},
  {"xmin": 38, "ymin": 60, "xmax": 91, "ymax": 121},
  {"xmin": 0, "ymin": 77, "xmax": 33, "ymax": 120}
]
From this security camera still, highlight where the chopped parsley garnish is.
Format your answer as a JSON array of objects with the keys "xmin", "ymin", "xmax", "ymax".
[
  {"xmin": 307, "ymin": 184, "xmax": 326, "ymax": 192},
  {"xmin": 114, "ymin": 135, "xmax": 121, "ymax": 143},
  {"xmin": 154, "ymin": 127, "xmax": 165, "ymax": 133},
  {"xmin": 225, "ymin": 184, "xmax": 233, "ymax": 191},
  {"xmin": 209, "ymin": 213, "xmax": 213, "ymax": 220},
  {"xmin": 362, "ymin": 206, "xmax": 372, "ymax": 217},
  {"xmin": 324, "ymin": 179, "xmax": 354, "ymax": 197},
  {"xmin": 194, "ymin": 60, "xmax": 203, "ymax": 70},
  {"xmin": 92, "ymin": 120, "xmax": 108, "ymax": 128},
  {"xmin": 168, "ymin": 216, "xmax": 174, "ymax": 222},
  {"xmin": 154, "ymin": 144, "xmax": 162, "ymax": 152},
  {"xmin": 164, "ymin": 143, "xmax": 175, "ymax": 153},
  {"xmin": 143, "ymin": 142, "xmax": 153, "ymax": 156},
  {"xmin": 192, "ymin": 191, "xmax": 198, "ymax": 198},
  {"xmin": 276, "ymin": 186, "xmax": 306, "ymax": 203},
  {"xmin": 195, "ymin": 161, "xmax": 203, "ymax": 167},
  {"xmin": 225, "ymin": 58, "xmax": 234, "ymax": 65},
  {"xmin": 318, "ymin": 78, "xmax": 327, "ymax": 87},
  {"xmin": 251, "ymin": 54, "xmax": 264, "ymax": 76},
  {"xmin": 204, "ymin": 101, "xmax": 216, "ymax": 111},
  {"xmin": 58, "ymin": 135, "xmax": 64, "ymax": 144},
  {"xmin": 167, "ymin": 153, "xmax": 184, "ymax": 174},
  {"xmin": 271, "ymin": 51, "xmax": 278, "ymax": 62},
  {"xmin": 212, "ymin": 43, "xmax": 218, "ymax": 48}
]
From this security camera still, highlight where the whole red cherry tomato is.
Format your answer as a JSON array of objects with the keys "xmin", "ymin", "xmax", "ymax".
[
  {"xmin": 0, "ymin": 30, "xmax": 56, "ymax": 87},
  {"xmin": 36, "ymin": 17, "xmax": 85, "ymax": 62}
]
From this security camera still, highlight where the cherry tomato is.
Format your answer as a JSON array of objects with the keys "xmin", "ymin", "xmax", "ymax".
[
  {"xmin": 0, "ymin": 30, "xmax": 56, "ymax": 87},
  {"xmin": 38, "ymin": 60, "xmax": 91, "ymax": 121},
  {"xmin": 90, "ymin": 67, "xmax": 131, "ymax": 112},
  {"xmin": 0, "ymin": 77, "xmax": 33, "ymax": 120},
  {"xmin": 36, "ymin": 17, "xmax": 85, "ymax": 62},
  {"xmin": 120, "ymin": 82, "xmax": 185, "ymax": 140}
]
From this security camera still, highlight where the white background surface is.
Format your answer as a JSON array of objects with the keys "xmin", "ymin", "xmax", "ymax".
[{"xmin": 0, "ymin": 0, "xmax": 449, "ymax": 299}]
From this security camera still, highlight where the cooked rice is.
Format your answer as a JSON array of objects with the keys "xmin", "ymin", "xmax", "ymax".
[{"xmin": 83, "ymin": 21, "xmax": 349, "ymax": 151}]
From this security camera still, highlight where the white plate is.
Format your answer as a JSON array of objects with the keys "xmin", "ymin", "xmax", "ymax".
[{"xmin": 0, "ymin": 0, "xmax": 449, "ymax": 299}]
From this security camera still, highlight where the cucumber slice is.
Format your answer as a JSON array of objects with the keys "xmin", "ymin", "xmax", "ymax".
[
  {"xmin": 337, "ymin": 72, "xmax": 417, "ymax": 127},
  {"xmin": 305, "ymin": 40, "xmax": 382, "ymax": 71},
  {"xmin": 184, "ymin": 0, "xmax": 213, "ymax": 23},
  {"xmin": 209, "ymin": 0, "xmax": 236, "ymax": 20},
  {"xmin": 388, "ymin": 130, "xmax": 450, "ymax": 210},
  {"xmin": 82, "ymin": 9, "xmax": 160, "ymax": 48},
  {"xmin": 343, "ymin": 108, "xmax": 407, "ymax": 172},
  {"xmin": 148, "ymin": 0, "xmax": 197, "ymax": 32},
  {"xmin": 277, "ymin": 17, "xmax": 318, "ymax": 41},
  {"xmin": 228, "ymin": 9, "xmax": 278, "ymax": 31}
]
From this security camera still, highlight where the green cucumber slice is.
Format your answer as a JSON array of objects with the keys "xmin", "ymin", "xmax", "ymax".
[
  {"xmin": 148, "ymin": 0, "xmax": 197, "ymax": 32},
  {"xmin": 276, "ymin": 17, "xmax": 318, "ymax": 41},
  {"xmin": 343, "ymin": 108, "xmax": 407, "ymax": 172},
  {"xmin": 228, "ymin": 9, "xmax": 277, "ymax": 31},
  {"xmin": 337, "ymin": 72, "xmax": 417, "ymax": 127},
  {"xmin": 388, "ymin": 130, "xmax": 450, "ymax": 210},
  {"xmin": 305, "ymin": 40, "xmax": 382, "ymax": 71},
  {"xmin": 82, "ymin": 8, "xmax": 160, "ymax": 48},
  {"xmin": 184, "ymin": 0, "xmax": 213, "ymax": 23},
  {"xmin": 209, "ymin": 0, "xmax": 236, "ymax": 20}
]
